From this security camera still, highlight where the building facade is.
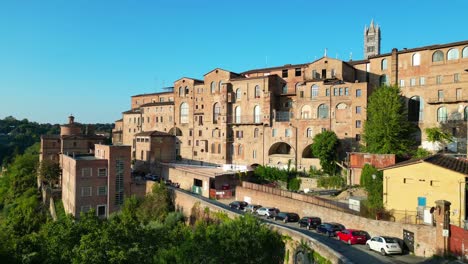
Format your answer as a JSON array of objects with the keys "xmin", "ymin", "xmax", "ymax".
[
  {"xmin": 61, "ymin": 144, "xmax": 132, "ymax": 218},
  {"xmin": 112, "ymin": 22, "xmax": 468, "ymax": 170}
]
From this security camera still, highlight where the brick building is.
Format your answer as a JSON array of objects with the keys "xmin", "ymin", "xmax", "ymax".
[
  {"xmin": 112, "ymin": 21, "xmax": 468, "ymax": 173},
  {"xmin": 61, "ymin": 144, "xmax": 132, "ymax": 218}
]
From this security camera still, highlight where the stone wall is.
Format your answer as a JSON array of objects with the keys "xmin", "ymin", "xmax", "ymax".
[
  {"xmin": 236, "ymin": 185, "xmax": 437, "ymax": 257},
  {"xmin": 172, "ymin": 189, "xmax": 352, "ymax": 264}
]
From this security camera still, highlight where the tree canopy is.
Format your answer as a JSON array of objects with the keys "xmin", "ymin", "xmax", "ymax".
[
  {"xmin": 311, "ymin": 130, "xmax": 339, "ymax": 175},
  {"xmin": 363, "ymin": 85, "xmax": 415, "ymax": 157}
]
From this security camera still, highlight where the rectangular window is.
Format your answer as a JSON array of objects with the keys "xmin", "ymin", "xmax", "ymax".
[
  {"xmin": 81, "ymin": 187, "xmax": 92, "ymax": 197},
  {"xmin": 356, "ymin": 120, "xmax": 362, "ymax": 128},
  {"xmin": 456, "ymin": 88, "xmax": 462, "ymax": 100},
  {"xmin": 438, "ymin": 90, "xmax": 444, "ymax": 101},
  {"xmin": 400, "ymin": 79, "xmax": 405, "ymax": 87},
  {"xmin": 325, "ymin": 88, "xmax": 330, "ymax": 96},
  {"xmin": 97, "ymin": 186, "xmax": 107, "ymax": 196},
  {"xmin": 236, "ymin": 130, "xmax": 243, "ymax": 138},
  {"xmin": 339, "ymin": 88, "xmax": 343, "ymax": 96},
  {"xmin": 344, "ymin": 87, "xmax": 349, "ymax": 95},
  {"xmin": 331, "ymin": 69, "xmax": 336, "ymax": 77},
  {"xmin": 98, "ymin": 168, "xmax": 107, "ymax": 177},
  {"xmin": 420, "ymin": 77, "xmax": 425, "ymax": 86},
  {"xmin": 454, "ymin": 73, "xmax": 460, "ymax": 83},
  {"xmin": 333, "ymin": 88, "xmax": 338, "ymax": 96},
  {"xmin": 356, "ymin": 89, "xmax": 362, "ymax": 97},
  {"xmin": 115, "ymin": 159, "xmax": 124, "ymax": 206},
  {"xmin": 253, "ymin": 150, "xmax": 257, "ymax": 159},
  {"xmin": 81, "ymin": 168, "xmax": 92, "ymax": 177},
  {"xmin": 194, "ymin": 151, "xmax": 197, "ymax": 156},
  {"xmin": 272, "ymin": 128, "xmax": 277, "ymax": 137},
  {"xmin": 285, "ymin": 129, "xmax": 291, "ymax": 137},
  {"xmin": 356, "ymin": 106, "xmax": 361, "ymax": 114},
  {"xmin": 312, "ymin": 70, "xmax": 318, "ymax": 79},
  {"xmin": 97, "ymin": 205, "xmax": 106, "ymax": 217},
  {"xmin": 355, "ymin": 134, "xmax": 361, "ymax": 141},
  {"xmin": 282, "ymin": 69, "xmax": 288, "ymax": 78},
  {"xmin": 300, "ymin": 91, "xmax": 304, "ymax": 98},
  {"xmin": 81, "ymin": 205, "xmax": 91, "ymax": 213},
  {"xmin": 195, "ymin": 140, "xmax": 199, "ymax": 146},
  {"xmin": 410, "ymin": 78, "xmax": 416, "ymax": 86},
  {"xmin": 189, "ymin": 129, "xmax": 193, "ymax": 136},
  {"xmin": 295, "ymin": 68, "xmax": 301, "ymax": 77},
  {"xmin": 436, "ymin": 75, "xmax": 442, "ymax": 85},
  {"xmin": 367, "ymin": 46, "xmax": 375, "ymax": 52},
  {"xmin": 188, "ymin": 140, "xmax": 191, "ymax": 146}
]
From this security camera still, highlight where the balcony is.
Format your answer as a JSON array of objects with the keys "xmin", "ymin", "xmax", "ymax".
[
  {"xmin": 427, "ymin": 96, "xmax": 468, "ymax": 104},
  {"xmin": 227, "ymin": 115, "xmax": 263, "ymax": 125}
]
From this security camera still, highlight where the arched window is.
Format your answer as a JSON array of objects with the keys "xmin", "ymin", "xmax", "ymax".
[
  {"xmin": 254, "ymin": 105, "xmax": 261, "ymax": 123},
  {"xmin": 213, "ymin": 103, "xmax": 220, "ymax": 123},
  {"xmin": 295, "ymin": 83, "xmax": 301, "ymax": 94},
  {"xmin": 211, "ymin": 81, "xmax": 216, "ymax": 93},
  {"xmin": 437, "ymin": 107, "xmax": 448, "ymax": 122},
  {"xmin": 238, "ymin": 145, "xmax": 243, "ymax": 155},
  {"xmin": 254, "ymin": 128, "xmax": 259, "ymax": 138},
  {"xmin": 184, "ymin": 86, "xmax": 189, "ymax": 96},
  {"xmin": 463, "ymin": 47, "xmax": 468, "ymax": 58},
  {"xmin": 464, "ymin": 106, "xmax": 468, "ymax": 121},
  {"xmin": 218, "ymin": 81, "xmax": 223, "ymax": 93},
  {"xmin": 236, "ymin": 88, "xmax": 242, "ymax": 101},
  {"xmin": 301, "ymin": 105, "xmax": 311, "ymax": 119},
  {"xmin": 180, "ymin": 102, "xmax": 189, "ymax": 124},
  {"xmin": 318, "ymin": 104, "xmax": 329, "ymax": 119},
  {"xmin": 178, "ymin": 86, "xmax": 183, "ymax": 97},
  {"xmin": 306, "ymin": 128, "xmax": 313, "ymax": 138},
  {"xmin": 255, "ymin": 85, "xmax": 261, "ymax": 98},
  {"xmin": 412, "ymin": 53, "xmax": 421, "ymax": 66},
  {"xmin": 381, "ymin": 59, "xmax": 387, "ymax": 70},
  {"xmin": 379, "ymin": 74, "xmax": 388, "ymax": 86},
  {"xmin": 432, "ymin": 50, "xmax": 444, "ymax": 62},
  {"xmin": 311, "ymin": 84, "xmax": 319, "ymax": 98},
  {"xmin": 447, "ymin": 48, "xmax": 459, "ymax": 60},
  {"xmin": 282, "ymin": 84, "xmax": 288, "ymax": 94},
  {"xmin": 235, "ymin": 106, "xmax": 241, "ymax": 123},
  {"xmin": 408, "ymin": 96, "xmax": 424, "ymax": 122}
]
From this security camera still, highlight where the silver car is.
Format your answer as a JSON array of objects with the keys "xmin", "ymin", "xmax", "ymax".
[
  {"xmin": 256, "ymin": 207, "xmax": 279, "ymax": 218},
  {"xmin": 366, "ymin": 236, "xmax": 402, "ymax": 256}
]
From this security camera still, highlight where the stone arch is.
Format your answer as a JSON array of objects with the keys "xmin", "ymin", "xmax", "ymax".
[
  {"xmin": 268, "ymin": 142, "xmax": 293, "ymax": 155},
  {"xmin": 408, "ymin": 96, "xmax": 423, "ymax": 122},
  {"xmin": 168, "ymin": 127, "xmax": 182, "ymax": 136},
  {"xmin": 335, "ymin": 102, "xmax": 348, "ymax": 122},
  {"xmin": 302, "ymin": 144, "xmax": 314, "ymax": 158}
]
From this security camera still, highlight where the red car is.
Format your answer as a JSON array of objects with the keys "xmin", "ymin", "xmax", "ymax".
[{"xmin": 336, "ymin": 229, "xmax": 368, "ymax": 245}]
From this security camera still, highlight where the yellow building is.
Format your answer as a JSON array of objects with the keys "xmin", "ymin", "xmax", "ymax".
[{"xmin": 383, "ymin": 154, "xmax": 467, "ymax": 227}]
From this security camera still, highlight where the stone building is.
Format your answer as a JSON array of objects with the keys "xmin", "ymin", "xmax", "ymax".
[
  {"xmin": 61, "ymin": 144, "xmax": 133, "ymax": 218},
  {"xmin": 112, "ymin": 21, "xmax": 468, "ymax": 173}
]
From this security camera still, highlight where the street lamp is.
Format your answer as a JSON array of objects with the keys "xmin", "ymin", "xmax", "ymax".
[{"xmin": 289, "ymin": 123, "xmax": 298, "ymax": 170}]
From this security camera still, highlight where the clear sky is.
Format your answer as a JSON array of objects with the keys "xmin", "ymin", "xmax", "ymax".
[{"xmin": 1, "ymin": 0, "xmax": 467, "ymax": 124}]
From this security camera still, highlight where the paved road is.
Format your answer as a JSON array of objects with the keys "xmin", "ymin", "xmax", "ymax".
[{"xmin": 173, "ymin": 187, "xmax": 445, "ymax": 264}]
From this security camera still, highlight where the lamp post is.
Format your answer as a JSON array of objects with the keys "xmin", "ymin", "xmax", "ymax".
[{"xmin": 289, "ymin": 123, "xmax": 298, "ymax": 170}]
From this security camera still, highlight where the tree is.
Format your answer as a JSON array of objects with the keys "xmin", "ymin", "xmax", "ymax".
[
  {"xmin": 360, "ymin": 164, "xmax": 383, "ymax": 216},
  {"xmin": 363, "ymin": 85, "xmax": 415, "ymax": 157},
  {"xmin": 39, "ymin": 159, "xmax": 61, "ymax": 185},
  {"xmin": 311, "ymin": 131, "xmax": 339, "ymax": 175},
  {"xmin": 137, "ymin": 183, "xmax": 173, "ymax": 223}
]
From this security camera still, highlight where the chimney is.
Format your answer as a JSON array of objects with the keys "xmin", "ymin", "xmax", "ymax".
[{"xmin": 68, "ymin": 115, "xmax": 75, "ymax": 124}]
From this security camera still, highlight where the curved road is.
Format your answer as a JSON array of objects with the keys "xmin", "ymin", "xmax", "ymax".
[{"xmin": 174, "ymin": 187, "xmax": 438, "ymax": 264}]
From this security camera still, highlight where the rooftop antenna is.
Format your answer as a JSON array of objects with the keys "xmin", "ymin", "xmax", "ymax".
[
  {"xmin": 349, "ymin": 52, "xmax": 353, "ymax": 61},
  {"xmin": 324, "ymin": 48, "xmax": 327, "ymax": 58}
]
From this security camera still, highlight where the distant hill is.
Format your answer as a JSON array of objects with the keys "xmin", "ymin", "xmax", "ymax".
[{"xmin": 0, "ymin": 116, "xmax": 113, "ymax": 166}]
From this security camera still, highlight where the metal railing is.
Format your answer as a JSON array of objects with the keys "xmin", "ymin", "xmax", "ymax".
[{"xmin": 275, "ymin": 111, "xmax": 293, "ymax": 122}]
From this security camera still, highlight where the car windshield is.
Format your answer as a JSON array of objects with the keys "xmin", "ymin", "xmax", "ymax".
[
  {"xmin": 383, "ymin": 237, "xmax": 397, "ymax": 243},
  {"xmin": 352, "ymin": 231, "xmax": 366, "ymax": 236}
]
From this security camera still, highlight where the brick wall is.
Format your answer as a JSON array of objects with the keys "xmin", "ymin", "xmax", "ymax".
[{"xmin": 236, "ymin": 185, "xmax": 436, "ymax": 257}]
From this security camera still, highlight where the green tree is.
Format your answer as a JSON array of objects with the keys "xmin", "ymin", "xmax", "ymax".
[
  {"xmin": 39, "ymin": 159, "xmax": 61, "ymax": 185},
  {"xmin": 363, "ymin": 85, "xmax": 415, "ymax": 157},
  {"xmin": 360, "ymin": 164, "xmax": 384, "ymax": 215},
  {"xmin": 137, "ymin": 183, "xmax": 173, "ymax": 223},
  {"xmin": 425, "ymin": 127, "xmax": 452, "ymax": 143},
  {"xmin": 311, "ymin": 131, "xmax": 339, "ymax": 175}
]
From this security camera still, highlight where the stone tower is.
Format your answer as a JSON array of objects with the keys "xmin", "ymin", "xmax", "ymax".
[{"xmin": 364, "ymin": 19, "xmax": 381, "ymax": 59}]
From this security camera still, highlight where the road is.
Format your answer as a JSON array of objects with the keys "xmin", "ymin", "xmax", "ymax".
[{"xmin": 173, "ymin": 187, "xmax": 446, "ymax": 264}]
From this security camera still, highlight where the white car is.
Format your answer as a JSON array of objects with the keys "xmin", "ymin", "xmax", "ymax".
[
  {"xmin": 366, "ymin": 236, "xmax": 402, "ymax": 256},
  {"xmin": 256, "ymin": 207, "xmax": 278, "ymax": 218}
]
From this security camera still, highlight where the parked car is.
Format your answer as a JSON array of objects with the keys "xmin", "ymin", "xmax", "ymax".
[
  {"xmin": 244, "ymin": 204, "xmax": 262, "ymax": 213},
  {"xmin": 336, "ymin": 229, "xmax": 368, "ymax": 245},
  {"xmin": 229, "ymin": 201, "xmax": 248, "ymax": 210},
  {"xmin": 366, "ymin": 236, "xmax": 402, "ymax": 256},
  {"xmin": 274, "ymin": 212, "xmax": 300, "ymax": 223},
  {"xmin": 256, "ymin": 207, "xmax": 279, "ymax": 218},
  {"xmin": 298, "ymin": 216, "xmax": 322, "ymax": 230},
  {"xmin": 145, "ymin": 174, "xmax": 160, "ymax": 181},
  {"xmin": 316, "ymin": 223, "xmax": 345, "ymax": 237}
]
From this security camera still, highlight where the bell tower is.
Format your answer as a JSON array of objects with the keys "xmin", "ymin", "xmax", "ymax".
[{"xmin": 364, "ymin": 19, "xmax": 381, "ymax": 59}]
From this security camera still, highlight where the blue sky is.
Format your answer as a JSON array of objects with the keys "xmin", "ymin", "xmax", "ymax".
[{"xmin": 1, "ymin": 0, "xmax": 467, "ymax": 124}]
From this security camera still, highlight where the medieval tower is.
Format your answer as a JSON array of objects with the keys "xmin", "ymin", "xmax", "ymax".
[{"xmin": 364, "ymin": 19, "xmax": 381, "ymax": 59}]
